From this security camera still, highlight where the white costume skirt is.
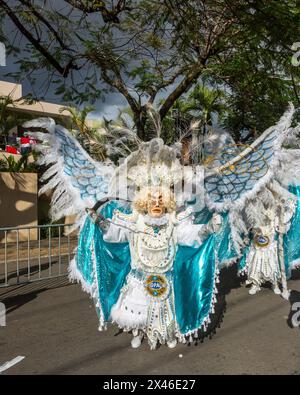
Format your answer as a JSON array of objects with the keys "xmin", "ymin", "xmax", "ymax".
[
  {"xmin": 246, "ymin": 240, "xmax": 281, "ymax": 286},
  {"xmin": 110, "ymin": 274, "xmax": 149, "ymax": 329},
  {"xmin": 110, "ymin": 270, "xmax": 176, "ymax": 348}
]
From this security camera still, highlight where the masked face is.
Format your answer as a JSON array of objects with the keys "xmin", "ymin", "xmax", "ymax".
[{"xmin": 147, "ymin": 190, "xmax": 165, "ymax": 218}]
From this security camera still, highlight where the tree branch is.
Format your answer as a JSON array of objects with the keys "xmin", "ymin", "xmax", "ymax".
[
  {"xmin": 0, "ymin": 0, "xmax": 80, "ymax": 77},
  {"xmin": 159, "ymin": 62, "xmax": 204, "ymax": 119},
  {"xmin": 18, "ymin": 0, "xmax": 69, "ymax": 50},
  {"xmin": 65, "ymin": 0, "xmax": 130, "ymax": 22}
]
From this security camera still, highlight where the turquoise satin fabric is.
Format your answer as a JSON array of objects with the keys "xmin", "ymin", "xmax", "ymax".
[
  {"xmin": 173, "ymin": 234, "xmax": 216, "ymax": 334},
  {"xmin": 93, "ymin": 226, "xmax": 131, "ymax": 321},
  {"xmin": 76, "ymin": 202, "xmax": 223, "ymax": 332},
  {"xmin": 215, "ymin": 213, "xmax": 238, "ymax": 265},
  {"xmin": 284, "ymin": 185, "xmax": 300, "ymax": 277},
  {"xmin": 76, "ymin": 202, "xmax": 131, "ymax": 321},
  {"xmin": 193, "ymin": 205, "xmax": 212, "ymax": 224},
  {"xmin": 77, "ymin": 216, "xmax": 98, "ymax": 286},
  {"xmin": 194, "ymin": 206, "xmax": 238, "ymax": 266}
]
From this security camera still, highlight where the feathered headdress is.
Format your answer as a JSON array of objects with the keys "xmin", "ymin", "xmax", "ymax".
[{"xmin": 108, "ymin": 138, "xmax": 189, "ymax": 202}]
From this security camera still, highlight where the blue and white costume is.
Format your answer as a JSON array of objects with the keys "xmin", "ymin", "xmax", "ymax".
[
  {"xmin": 99, "ymin": 208, "xmax": 219, "ymax": 348},
  {"xmin": 25, "ymin": 104, "xmax": 300, "ymax": 349}
]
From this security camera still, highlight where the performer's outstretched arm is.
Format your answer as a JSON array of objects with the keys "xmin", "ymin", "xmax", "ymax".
[
  {"xmin": 86, "ymin": 208, "xmax": 131, "ymax": 243},
  {"xmin": 177, "ymin": 212, "xmax": 222, "ymax": 247}
]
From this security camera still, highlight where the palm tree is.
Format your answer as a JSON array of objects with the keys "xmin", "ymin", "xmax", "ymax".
[
  {"xmin": 59, "ymin": 105, "xmax": 107, "ymax": 161},
  {"xmin": 0, "ymin": 153, "xmax": 37, "ymax": 172},
  {"xmin": 187, "ymin": 84, "xmax": 226, "ymax": 162},
  {"xmin": 160, "ymin": 98, "xmax": 195, "ymax": 145},
  {"xmin": 59, "ymin": 105, "xmax": 95, "ymax": 135}
]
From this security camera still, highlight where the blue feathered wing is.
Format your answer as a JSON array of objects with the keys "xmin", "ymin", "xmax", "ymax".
[{"xmin": 24, "ymin": 117, "xmax": 114, "ymax": 221}]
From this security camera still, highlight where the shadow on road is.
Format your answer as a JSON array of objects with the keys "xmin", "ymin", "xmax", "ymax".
[
  {"xmin": 0, "ymin": 276, "xmax": 71, "ymax": 315},
  {"xmin": 2, "ymin": 261, "xmax": 58, "ymax": 285},
  {"xmin": 219, "ymin": 263, "xmax": 244, "ymax": 296},
  {"xmin": 291, "ymin": 268, "xmax": 300, "ymax": 280},
  {"xmin": 4, "ymin": 291, "xmax": 44, "ymax": 315}
]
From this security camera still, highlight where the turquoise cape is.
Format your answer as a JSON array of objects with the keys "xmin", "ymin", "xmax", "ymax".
[
  {"xmin": 74, "ymin": 202, "xmax": 231, "ymax": 335},
  {"xmin": 74, "ymin": 187, "xmax": 300, "ymax": 334}
]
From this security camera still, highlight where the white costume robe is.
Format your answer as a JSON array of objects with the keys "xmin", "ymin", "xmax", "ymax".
[
  {"xmin": 103, "ymin": 208, "xmax": 210, "ymax": 348},
  {"xmin": 245, "ymin": 202, "xmax": 296, "ymax": 288}
]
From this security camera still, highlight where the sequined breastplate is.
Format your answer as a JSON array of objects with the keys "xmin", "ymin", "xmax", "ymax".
[{"xmin": 135, "ymin": 223, "xmax": 176, "ymax": 273}]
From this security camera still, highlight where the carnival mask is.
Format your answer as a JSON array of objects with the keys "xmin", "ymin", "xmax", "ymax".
[{"xmin": 148, "ymin": 190, "xmax": 165, "ymax": 218}]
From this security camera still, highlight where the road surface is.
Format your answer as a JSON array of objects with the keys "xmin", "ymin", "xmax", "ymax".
[{"xmin": 0, "ymin": 269, "xmax": 300, "ymax": 375}]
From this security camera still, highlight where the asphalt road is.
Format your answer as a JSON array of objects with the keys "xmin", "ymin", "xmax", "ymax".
[{"xmin": 0, "ymin": 269, "xmax": 300, "ymax": 375}]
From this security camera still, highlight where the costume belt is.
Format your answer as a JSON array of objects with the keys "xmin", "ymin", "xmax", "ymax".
[
  {"xmin": 253, "ymin": 234, "xmax": 271, "ymax": 248},
  {"xmin": 129, "ymin": 269, "xmax": 172, "ymax": 300}
]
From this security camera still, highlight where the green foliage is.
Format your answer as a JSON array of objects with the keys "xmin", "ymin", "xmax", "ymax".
[
  {"xmin": 0, "ymin": 94, "xmax": 38, "ymax": 141},
  {"xmin": 0, "ymin": 154, "xmax": 37, "ymax": 173},
  {"xmin": 1, "ymin": 1, "xmax": 300, "ymax": 140},
  {"xmin": 161, "ymin": 83, "xmax": 226, "ymax": 144}
]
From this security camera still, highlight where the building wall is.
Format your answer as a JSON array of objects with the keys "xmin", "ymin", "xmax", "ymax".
[
  {"xmin": 0, "ymin": 172, "xmax": 38, "ymax": 242},
  {"xmin": 0, "ymin": 80, "xmax": 70, "ymax": 118},
  {"xmin": 0, "ymin": 81, "xmax": 22, "ymax": 100}
]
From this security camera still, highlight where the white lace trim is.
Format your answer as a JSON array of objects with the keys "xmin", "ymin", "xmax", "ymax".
[{"xmin": 143, "ymin": 213, "xmax": 170, "ymax": 226}]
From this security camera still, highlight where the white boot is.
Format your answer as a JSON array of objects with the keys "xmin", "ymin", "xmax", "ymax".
[
  {"xmin": 272, "ymin": 284, "xmax": 281, "ymax": 295},
  {"xmin": 131, "ymin": 333, "xmax": 143, "ymax": 349},
  {"xmin": 281, "ymin": 288, "xmax": 290, "ymax": 301},
  {"xmin": 249, "ymin": 284, "xmax": 260, "ymax": 295},
  {"xmin": 167, "ymin": 339, "xmax": 177, "ymax": 349}
]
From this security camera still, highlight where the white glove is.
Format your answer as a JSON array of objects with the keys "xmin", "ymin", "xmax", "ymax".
[
  {"xmin": 211, "ymin": 213, "xmax": 222, "ymax": 233},
  {"xmin": 86, "ymin": 208, "xmax": 110, "ymax": 231},
  {"xmin": 197, "ymin": 213, "xmax": 223, "ymax": 242}
]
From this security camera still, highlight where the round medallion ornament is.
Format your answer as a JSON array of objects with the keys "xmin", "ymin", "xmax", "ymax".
[
  {"xmin": 145, "ymin": 274, "xmax": 168, "ymax": 298},
  {"xmin": 254, "ymin": 234, "xmax": 270, "ymax": 247}
]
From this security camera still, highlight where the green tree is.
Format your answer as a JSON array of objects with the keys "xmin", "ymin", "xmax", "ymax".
[
  {"xmin": 161, "ymin": 84, "xmax": 226, "ymax": 162},
  {"xmin": 0, "ymin": 95, "xmax": 24, "ymax": 140},
  {"xmin": 188, "ymin": 84, "xmax": 225, "ymax": 131},
  {"xmin": 0, "ymin": 153, "xmax": 37, "ymax": 172},
  {"xmin": 184, "ymin": 84, "xmax": 226, "ymax": 161},
  {"xmin": 0, "ymin": 1, "xmax": 299, "ymax": 139},
  {"xmin": 60, "ymin": 105, "xmax": 107, "ymax": 161}
]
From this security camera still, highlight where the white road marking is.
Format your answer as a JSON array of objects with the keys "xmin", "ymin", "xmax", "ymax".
[{"xmin": 0, "ymin": 356, "xmax": 25, "ymax": 373}]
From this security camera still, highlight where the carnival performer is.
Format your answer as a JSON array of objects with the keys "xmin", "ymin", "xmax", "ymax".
[
  {"xmin": 239, "ymin": 187, "xmax": 300, "ymax": 299},
  {"xmin": 25, "ymin": 104, "xmax": 300, "ymax": 349},
  {"xmin": 87, "ymin": 185, "xmax": 222, "ymax": 349}
]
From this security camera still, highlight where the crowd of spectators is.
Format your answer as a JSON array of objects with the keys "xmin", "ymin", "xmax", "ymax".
[{"xmin": 0, "ymin": 128, "xmax": 37, "ymax": 155}]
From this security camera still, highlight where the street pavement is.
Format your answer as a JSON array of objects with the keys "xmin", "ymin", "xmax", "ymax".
[{"xmin": 0, "ymin": 269, "xmax": 300, "ymax": 375}]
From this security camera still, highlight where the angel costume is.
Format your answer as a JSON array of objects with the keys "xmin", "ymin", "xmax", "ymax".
[
  {"xmin": 25, "ymin": 104, "xmax": 300, "ymax": 349},
  {"xmin": 240, "ymin": 195, "xmax": 296, "ymax": 298}
]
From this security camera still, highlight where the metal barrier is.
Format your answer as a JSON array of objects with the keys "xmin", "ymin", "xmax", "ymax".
[{"xmin": 0, "ymin": 224, "xmax": 77, "ymax": 288}]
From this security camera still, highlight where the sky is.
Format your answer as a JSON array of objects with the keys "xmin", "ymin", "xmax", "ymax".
[
  {"xmin": 0, "ymin": 40, "xmax": 177, "ymax": 122},
  {"xmin": 0, "ymin": 45, "xmax": 128, "ymax": 121},
  {"xmin": 0, "ymin": 3, "xmax": 177, "ymax": 123},
  {"xmin": 0, "ymin": 4, "xmax": 128, "ymax": 122}
]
